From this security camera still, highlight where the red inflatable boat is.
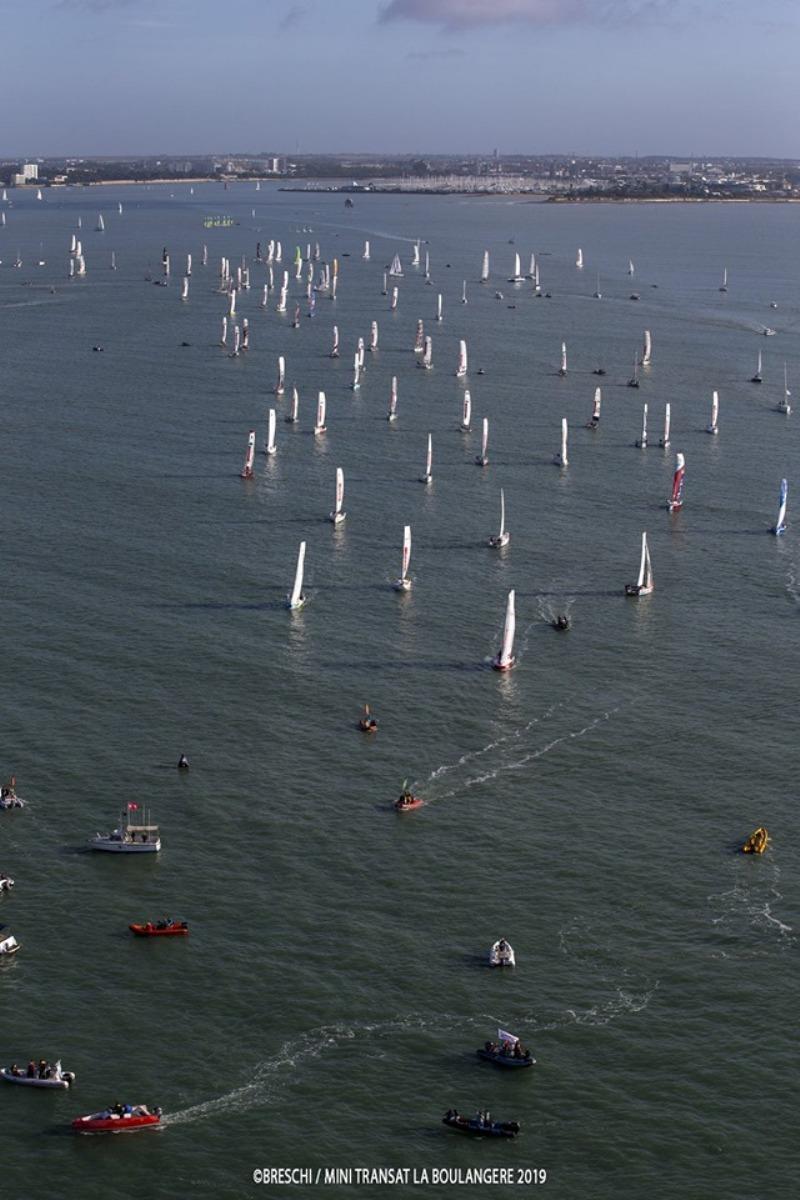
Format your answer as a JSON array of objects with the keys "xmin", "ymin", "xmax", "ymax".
[
  {"xmin": 129, "ymin": 921, "xmax": 188, "ymax": 937},
  {"xmin": 72, "ymin": 1106, "xmax": 161, "ymax": 1133}
]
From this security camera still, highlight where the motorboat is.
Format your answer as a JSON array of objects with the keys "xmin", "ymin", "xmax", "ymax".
[
  {"xmin": 742, "ymin": 827, "xmax": 769, "ymax": 854},
  {"xmin": 0, "ymin": 782, "xmax": 24, "ymax": 810},
  {"xmin": 394, "ymin": 790, "xmax": 423, "ymax": 812},
  {"xmin": 358, "ymin": 705, "xmax": 378, "ymax": 734},
  {"xmin": 2, "ymin": 1061, "xmax": 75, "ymax": 1088},
  {"xmin": 89, "ymin": 807, "xmax": 160, "ymax": 853},
  {"xmin": 489, "ymin": 939, "xmax": 515, "ymax": 968},
  {"xmin": 552, "ymin": 615, "xmax": 570, "ymax": 631},
  {"xmin": 0, "ymin": 875, "xmax": 13, "ymax": 892},
  {"xmin": 442, "ymin": 1111, "xmax": 520, "ymax": 1139},
  {"xmin": 0, "ymin": 928, "xmax": 20, "ymax": 956},
  {"xmin": 72, "ymin": 1104, "xmax": 161, "ymax": 1133},
  {"xmin": 477, "ymin": 1029, "xmax": 535, "ymax": 1069},
  {"xmin": 129, "ymin": 920, "xmax": 188, "ymax": 937}
]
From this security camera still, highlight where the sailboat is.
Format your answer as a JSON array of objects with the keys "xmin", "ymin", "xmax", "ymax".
[
  {"xmin": 420, "ymin": 336, "xmax": 433, "ymax": 370},
  {"xmin": 627, "ymin": 354, "xmax": 640, "ymax": 388},
  {"xmin": 778, "ymin": 365, "xmax": 791, "ymax": 414},
  {"xmin": 36, "ymin": 188, "xmax": 43, "ymax": 201},
  {"xmin": 240, "ymin": 431, "xmax": 256, "ymax": 479},
  {"xmin": 553, "ymin": 418, "xmax": 569, "ymax": 466},
  {"xmin": 381, "ymin": 272, "xmax": 388, "ymax": 296},
  {"xmin": 751, "ymin": 350, "xmax": 762, "ymax": 384},
  {"xmin": 231, "ymin": 325, "xmax": 241, "ymax": 357},
  {"xmin": 352, "ymin": 351, "xmax": 361, "ymax": 391},
  {"xmin": 110, "ymin": 251, "xmax": 116, "ymax": 271},
  {"xmin": 587, "ymin": 387, "xmax": 601, "ymax": 429},
  {"xmin": 475, "ymin": 417, "xmax": 489, "ymax": 466},
  {"xmin": 265, "ymin": 408, "xmax": 277, "ymax": 455},
  {"xmin": 456, "ymin": 339, "xmax": 468, "ymax": 378},
  {"xmin": 96, "ymin": 214, "xmax": 104, "ymax": 232},
  {"xmin": 460, "ymin": 390, "xmax": 472, "ymax": 431},
  {"xmin": 286, "ymin": 542, "xmax": 307, "ymax": 610},
  {"xmin": 558, "ymin": 342, "xmax": 567, "ymax": 377},
  {"xmin": 424, "ymin": 249, "xmax": 430, "ymax": 280},
  {"xmin": 389, "ymin": 253, "xmax": 403, "ymax": 277},
  {"xmin": 368, "ymin": 320, "xmax": 378, "ymax": 352},
  {"xmin": 285, "ymin": 386, "xmax": 299, "ymax": 424},
  {"xmin": 314, "ymin": 391, "xmax": 327, "ymax": 434},
  {"xmin": 275, "ymin": 356, "xmax": 285, "ymax": 395},
  {"xmin": 461, "ymin": 280, "xmax": 468, "ymax": 305},
  {"xmin": 412, "ymin": 241, "xmax": 421, "ymax": 267},
  {"xmin": 635, "ymin": 404, "xmax": 648, "ymax": 448},
  {"xmin": 220, "ymin": 317, "xmax": 228, "ymax": 346},
  {"xmin": 229, "ymin": 289, "xmax": 237, "ymax": 318},
  {"xmin": 492, "ymin": 590, "xmax": 516, "ymax": 671},
  {"xmin": 330, "ymin": 325, "xmax": 340, "ymax": 358},
  {"xmin": 658, "ymin": 403, "xmax": 671, "ymax": 449},
  {"xmin": 508, "ymin": 253, "xmax": 524, "ymax": 283},
  {"xmin": 414, "ymin": 319, "xmax": 424, "ymax": 353},
  {"xmin": 241, "ymin": 319, "xmax": 249, "ymax": 351},
  {"xmin": 180, "ymin": 276, "xmax": 189, "ymax": 300},
  {"xmin": 526, "ymin": 253, "xmax": 536, "ymax": 280},
  {"xmin": 387, "ymin": 376, "xmax": 398, "ymax": 421},
  {"xmin": 706, "ymin": 390, "xmax": 719, "ymax": 435},
  {"xmin": 667, "ymin": 453, "xmax": 686, "ymax": 511},
  {"xmin": 719, "ymin": 267, "xmax": 728, "ymax": 293},
  {"xmin": 576, "ymin": 248, "xmax": 584, "ymax": 269},
  {"xmin": 419, "ymin": 434, "xmax": 433, "ymax": 484},
  {"xmin": 772, "ymin": 478, "xmax": 788, "ymax": 536},
  {"xmin": 390, "ymin": 286, "xmax": 399, "ymax": 311},
  {"xmin": 593, "ymin": 273, "xmax": 602, "ymax": 300},
  {"xmin": 641, "ymin": 329, "xmax": 652, "ymax": 367},
  {"xmin": 330, "ymin": 467, "xmax": 346, "ymax": 524},
  {"xmin": 625, "ymin": 532, "xmax": 654, "ymax": 596},
  {"xmin": 480, "ymin": 250, "xmax": 489, "ymax": 282},
  {"xmin": 393, "ymin": 526, "xmax": 412, "ymax": 591},
  {"xmin": 628, "ymin": 259, "xmax": 635, "ymax": 276},
  {"xmin": 362, "ymin": 240, "xmax": 370, "ymax": 261},
  {"xmin": 436, "ymin": 293, "xmax": 443, "ymax": 322},
  {"xmin": 488, "ymin": 488, "xmax": 510, "ymax": 548}
]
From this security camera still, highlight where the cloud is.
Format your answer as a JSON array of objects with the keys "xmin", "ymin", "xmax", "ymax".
[
  {"xmin": 279, "ymin": 3, "xmax": 306, "ymax": 30},
  {"xmin": 406, "ymin": 46, "xmax": 466, "ymax": 59},
  {"xmin": 381, "ymin": 0, "xmax": 675, "ymax": 30}
]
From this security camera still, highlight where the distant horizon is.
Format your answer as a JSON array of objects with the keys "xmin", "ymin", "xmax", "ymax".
[
  {"xmin": 7, "ymin": 151, "xmax": 800, "ymax": 166},
  {"xmin": 4, "ymin": 1, "xmax": 798, "ymax": 159}
]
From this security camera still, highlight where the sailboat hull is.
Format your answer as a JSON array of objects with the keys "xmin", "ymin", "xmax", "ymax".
[
  {"xmin": 491, "ymin": 656, "xmax": 515, "ymax": 672},
  {"xmin": 488, "ymin": 533, "xmax": 510, "ymax": 548}
]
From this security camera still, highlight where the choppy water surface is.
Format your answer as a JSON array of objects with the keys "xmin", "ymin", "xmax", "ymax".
[{"xmin": 0, "ymin": 185, "xmax": 798, "ymax": 1199}]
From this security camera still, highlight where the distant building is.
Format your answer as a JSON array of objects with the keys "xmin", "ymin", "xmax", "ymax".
[{"xmin": 13, "ymin": 162, "xmax": 39, "ymax": 186}]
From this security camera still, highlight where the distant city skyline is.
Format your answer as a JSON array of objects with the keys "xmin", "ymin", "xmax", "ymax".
[{"xmin": 3, "ymin": 0, "xmax": 798, "ymax": 159}]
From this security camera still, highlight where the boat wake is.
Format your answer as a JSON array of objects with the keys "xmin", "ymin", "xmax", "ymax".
[
  {"xmin": 422, "ymin": 701, "xmax": 563, "ymax": 788},
  {"xmin": 708, "ymin": 869, "xmax": 794, "ymax": 949},
  {"xmin": 425, "ymin": 704, "xmax": 620, "ymax": 800}
]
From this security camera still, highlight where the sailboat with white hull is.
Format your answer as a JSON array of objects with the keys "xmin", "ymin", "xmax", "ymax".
[
  {"xmin": 587, "ymin": 387, "xmax": 601, "ymax": 429},
  {"xmin": 387, "ymin": 376, "xmax": 398, "ymax": 422},
  {"xmin": 635, "ymin": 404, "xmax": 648, "ymax": 448},
  {"xmin": 475, "ymin": 417, "xmax": 489, "ymax": 466},
  {"xmin": 492, "ymin": 590, "xmax": 516, "ymax": 671},
  {"xmin": 480, "ymin": 251, "xmax": 489, "ymax": 282},
  {"xmin": 285, "ymin": 386, "xmax": 299, "ymax": 424},
  {"xmin": 460, "ymin": 390, "xmax": 472, "ymax": 431},
  {"xmin": 488, "ymin": 488, "xmax": 510, "ymax": 548},
  {"xmin": 667, "ymin": 453, "xmax": 686, "ymax": 511},
  {"xmin": 778, "ymin": 365, "xmax": 791, "ymax": 414},
  {"xmin": 625, "ymin": 532, "xmax": 654, "ymax": 596},
  {"xmin": 264, "ymin": 408, "xmax": 277, "ymax": 455},
  {"xmin": 240, "ymin": 431, "xmax": 256, "ymax": 479},
  {"xmin": 553, "ymin": 418, "xmax": 569, "ymax": 466},
  {"xmin": 314, "ymin": 391, "xmax": 327, "ymax": 434},
  {"xmin": 393, "ymin": 526, "xmax": 412, "ymax": 592},
  {"xmin": 659, "ymin": 403, "xmax": 671, "ymax": 449},
  {"xmin": 419, "ymin": 434, "xmax": 433, "ymax": 484},
  {"xmin": 772, "ymin": 478, "xmax": 788, "ymax": 536},
  {"xmin": 706, "ymin": 391, "xmax": 719, "ymax": 435},
  {"xmin": 456, "ymin": 339, "xmax": 468, "ymax": 378},
  {"xmin": 508, "ymin": 254, "xmax": 524, "ymax": 283},
  {"xmin": 751, "ymin": 350, "xmax": 762, "ymax": 384},
  {"xmin": 330, "ymin": 467, "xmax": 346, "ymax": 524},
  {"xmin": 286, "ymin": 542, "xmax": 307, "ymax": 610}
]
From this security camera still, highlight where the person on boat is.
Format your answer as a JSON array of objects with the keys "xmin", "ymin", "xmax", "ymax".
[
  {"xmin": 10, "ymin": 1063, "xmax": 20, "ymax": 1077},
  {"xmin": 113, "ymin": 1102, "xmax": 124, "ymax": 1116},
  {"xmin": 177, "ymin": 755, "xmax": 189, "ymax": 770},
  {"xmin": 38, "ymin": 1060, "xmax": 48, "ymax": 1078},
  {"xmin": 26, "ymin": 1061, "xmax": 35, "ymax": 1078}
]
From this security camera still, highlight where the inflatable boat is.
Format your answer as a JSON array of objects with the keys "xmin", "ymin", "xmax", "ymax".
[
  {"xmin": 72, "ymin": 1105, "xmax": 161, "ymax": 1133},
  {"xmin": 442, "ymin": 1112, "xmax": 520, "ymax": 1138}
]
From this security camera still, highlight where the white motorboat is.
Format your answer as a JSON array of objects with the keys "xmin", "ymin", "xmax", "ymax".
[
  {"xmin": 89, "ymin": 807, "xmax": 161, "ymax": 853},
  {"xmin": 1, "ymin": 1061, "xmax": 75, "ymax": 1089},
  {"xmin": 0, "ymin": 875, "xmax": 13, "ymax": 892},
  {"xmin": 489, "ymin": 939, "xmax": 516, "ymax": 968},
  {"xmin": 0, "ymin": 928, "xmax": 20, "ymax": 956}
]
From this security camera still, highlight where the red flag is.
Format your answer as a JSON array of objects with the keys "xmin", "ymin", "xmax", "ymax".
[{"xmin": 128, "ymin": 803, "xmax": 139, "ymax": 811}]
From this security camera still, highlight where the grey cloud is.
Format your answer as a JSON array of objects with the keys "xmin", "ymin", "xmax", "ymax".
[{"xmin": 381, "ymin": 0, "xmax": 677, "ymax": 31}]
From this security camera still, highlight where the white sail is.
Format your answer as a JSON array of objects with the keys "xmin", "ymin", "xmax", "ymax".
[
  {"xmin": 352, "ymin": 351, "xmax": 361, "ymax": 390},
  {"xmin": 241, "ymin": 318, "xmax": 249, "ymax": 351},
  {"xmin": 393, "ymin": 525, "xmax": 412, "ymax": 590},
  {"xmin": 626, "ymin": 532, "xmax": 654, "ymax": 596},
  {"xmin": 424, "ymin": 250, "xmax": 430, "ymax": 278},
  {"xmin": 461, "ymin": 390, "xmax": 472, "ymax": 430},
  {"xmin": 436, "ymin": 293, "xmax": 443, "ymax": 322},
  {"xmin": 659, "ymin": 403, "xmax": 671, "ymax": 448},
  {"xmin": 559, "ymin": 342, "xmax": 567, "ymax": 376},
  {"xmin": 287, "ymin": 541, "xmax": 306, "ymax": 609},
  {"xmin": 508, "ymin": 253, "xmax": 522, "ymax": 282},
  {"xmin": 591, "ymin": 387, "xmax": 601, "ymax": 424},
  {"xmin": 382, "ymin": 272, "xmax": 388, "ymax": 296},
  {"xmin": 774, "ymin": 478, "xmax": 788, "ymax": 535},
  {"xmin": 421, "ymin": 336, "xmax": 433, "ymax": 369},
  {"xmin": 369, "ymin": 320, "xmax": 378, "ymax": 351},
  {"xmin": 489, "ymin": 487, "xmax": 510, "ymax": 548},
  {"xmin": 461, "ymin": 280, "xmax": 467, "ymax": 304},
  {"xmin": 642, "ymin": 329, "xmax": 652, "ymax": 367},
  {"xmin": 412, "ymin": 241, "xmax": 420, "ymax": 266},
  {"xmin": 494, "ymin": 590, "xmax": 516, "ymax": 670},
  {"xmin": 456, "ymin": 339, "xmax": 468, "ymax": 378},
  {"xmin": 476, "ymin": 416, "xmax": 489, "ymax": 465},
  {"xmin": 779, "ymin": 364, "xmax": 792, "ymax": 413},
  {"xmin": 229, "ymin": 289, "xmax": 236, "ymax": 317},
  {"xmin": 96, "ymin": 214, "xmax": 105, "ymax": 232},
  {"xmin": 389, "ymin": 253, "xmax": 403, "ymax": 277},
  {"xmin": 232, "ymin": 325, "xmax": 241, "ymax": 356},
  {"xmin": 202, "ymin": 244, "xmax": 208, "ymax": 266},
  {"xmin": 315, "ymin": 391, "xmax": 327, "ymax": 434},
  {"xmin": 275, "ymin": 356, "xmax": 285, "ymax": 395},
  {"xmin": 707, "ymin": 390, "xmax": 719, "ymax": 435},
  {"xmin": 186, "ymin": 253, "xmax": 192, "ymax": 276},
  {"xmin": 636, "ymin": 404, "xmax": 648, "ymax": 448},
  {"xmin": 554, "ymin": 417, "xmax": 568, "ymax": 466},
  {"xmin": 390, "ymin": 286, "xmax": 399, "ymax": 311},
  {"xmin": 576, "ymin": 248, "xmax": 584, "ymax": 269},
  {"xmin": 110, "ymin": 251, "xmax": 116, "ymax": 270},
  {"xmin": 414, "ymin": 319, "xmax": 424, "ymax": 353},
  {"xmin": 180, "ymin": 276, "xmax": 189, "ymax": 300},
  {"xmin": 752, "ymin": 350, "xmax": 762, "ymax": 382},
  {"xmin": 275, "ymin": 241, "xmax": 282, "ymax": 263},
  {"xmin": 481, "ymin": 250, "xmax": 489, "ymax": 282},
  {"xmin": 628, "ymin": 259, "xmax": 635, "ymax": 276},
  {"xmin": 240, "ymin": 430, "xmax": 256, "ymax": 478},
  {"xmin": 265, "ymin": 408, "xmax": 277, "ymax": 454},
  {"xmin": 330, "ymin": 467, "xmax": 346, "ymax": 523},
  {"xmin": 420, "ymin": 433, "xmax": 433, "ymax": 483},
  {"xmin": 331, "ymin": 325, "xmax": 340, "ymax": 357},
  {"xmin": 220, "ymin": 316, "xmax": 228, "ymax": 346},
  {"xmin": 388, "ymin": 375, "xmax": 398, "ymax": 420},
  {"xmin": 720, "ymin": 267, "xmax": 728, "ymax": 292}
]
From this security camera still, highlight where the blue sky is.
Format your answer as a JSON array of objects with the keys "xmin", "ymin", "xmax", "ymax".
[{"xmin": 3, "ymin": 0, "xmax": 798, "ymax": 157}]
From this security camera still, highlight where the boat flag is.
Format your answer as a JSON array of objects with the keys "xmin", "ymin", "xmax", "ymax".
[
  {"xmin": 128, "ymin": 803, "xmax": 139, "ymax": 811},
  {"xmin": 498, "ymin": 1028, "xmax": 519, "ymax": 1045}
]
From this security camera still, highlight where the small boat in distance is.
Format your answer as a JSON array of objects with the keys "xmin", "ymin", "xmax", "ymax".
[
  {"xmin": 314, "ymin": 391, "xmax": 327, "ymax": 434},
  {"xmin": 240, "ymin": 430, "xmax": 256, "ymax": 479},
  {"xmin": 625, "ymin": 532, "xmax": 654, "ymax": 597},
  {"xmin": 286, "ymin": 542, "xmax": 307, "ymax": 610},
  {"xmin": 576, "ymin": 248, "xmax": 584, "ymax": 269},
  {"xmin": 507, "ymin": 253, "xmax": 524, "ymax": 283},
  {"xmin": 492, "ymin": 590, "xmax": 516, "ymax": 672},
  {"xmin": 460, "ymin": 390, "xmax": 472, "ymax": 431},
  {"xmin": 553, "ymin": 417, "xmax": 568, "ymax": 466},
  {"xmin": 751, "ymin": 350, "xmax": 762, "ymax": 383},
  {"xmin": 89, "ymin": 806, "xmax": 161, "ymax": 853},
  {"xmin": 706, "ymin": 390, "xmax": 720, "ymax": 435},
  {"xmin": 475, "ymin": 417, "xmax": 489, "ymax": 466},
  {"xmin": 0, "ymin": 929, "xmax": 20, "ymax": 957},
  {"xmin": 442, "ymin": 1111, "xmax": 520, "ymax": 1139},
  {"xmin": 489, "ymin": 939, "xmax": 515, "ymax": 967},
  {"xmin": 635, "ymin": 404, "xmax": 648, "ymax": 449},
  {"xmin": 129, "ymin": 920, "xmax": 188, "ymax": 937},
  {"xmin": 719, "ymin": 267, "xmax": 728, "ymax": 293},
  {"xmin": 455, "ymin": 339, "xmax": 468, "ymax": 378},
  {"xmin": 641, "ymin": 329, "xmax": 652, "ymax": 367},
  {"xmin": 667, "ymin": 453, "xmax": 686, "ymax": 512},
  {"xmin": 558, "ymin": 341, "xmax": 567, "ymax": 377},
  {"xmin": 419, "ymin": 433, "xmax": 433, "ymax": 485},
  {"xmin": 587, "ymin": 387, "xmax": 601, "ymax": 429},
  {"xmin": 1, "ymin": 1062, "xmax": 75, "ymax": 1088},
  {"xmin": 778, "ymin": 365, "xmax": 791, "ymax": 414},
  {"xmin": 330, "ymin": 467, "xmax": 346, "ymax": 524},
  {"xmin": 772, "ymin": 478, "xmax": 788, "ymax": 535},
  {"xmin": 393, "ymin": 526, "xmax": 412, "ymax": 592},
  {"xmin": 394, "ymin": 788, "xmax": 424, "ymax": 812},
  {"xmin": 264, "ymin": 409, "xmax": 277, "ymax": 455},
  {"xmin": 742, "ymin": 827, "xmax": 769, "ymax": 854},
  {"xmin": 488, "ymin": 488, "xmax": 510, "ymax": 548},
  {"xmin": 358, "ymin": 705, "xmax": 378, "ymax": 734}
]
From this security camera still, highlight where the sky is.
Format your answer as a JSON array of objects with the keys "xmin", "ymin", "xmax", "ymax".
[{"xmin": 2, "ymin": 0, "xmax": 798, "ymax": 158}]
